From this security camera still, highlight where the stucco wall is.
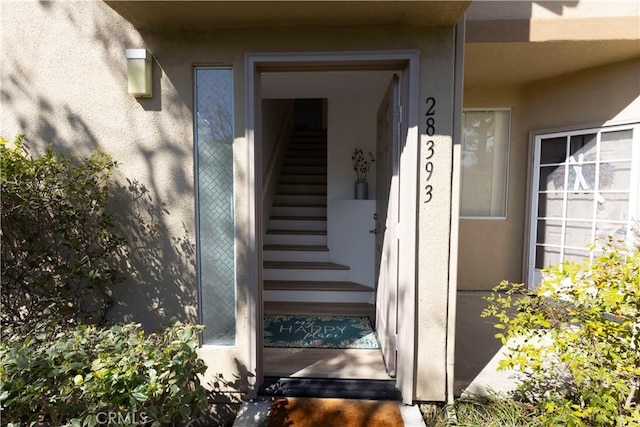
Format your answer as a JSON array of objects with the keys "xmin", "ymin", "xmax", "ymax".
[
  {"xmin": 1, "ymin": 0, "xmax": 460, "ymax": 402},
  {"xmin": 455, "ymin": 57, "xmax": 640, "ymax": 394},
  {"xmin": 459, "ymin": 58, "xmax": 640, "ymax": 291}
]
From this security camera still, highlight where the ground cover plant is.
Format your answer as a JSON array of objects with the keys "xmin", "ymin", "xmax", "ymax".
[
  {"xmin": 0, "ymin": 322, "xmax": 208, "ymax": 426},
  {"xmin": 421, "ymin": 396, "xmax": 543, "ymax": 427},
  {"xmin": 483, "ymin": 238, "xmax": 640, "ymax": 426}
]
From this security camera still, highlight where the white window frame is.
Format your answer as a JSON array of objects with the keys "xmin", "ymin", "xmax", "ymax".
[
  {"xmin": 460, "ymin": 108, "xmax": 511, "ymax": 220},
  {"xmin": 526, "ymin": 120, "xmax": 640, "ymax": 287}
]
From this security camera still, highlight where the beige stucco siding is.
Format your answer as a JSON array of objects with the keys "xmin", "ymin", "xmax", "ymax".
[
  {"xmin": 456, "ymin": 58, "xmax": 640, "ymax": 394},
  {"xmin": 458, "ymin": 58, "xmax": 640, "ymax": 291},
  {"xmin": 2, "ymin": 1, "xmax": 461, "ymax": 402}
]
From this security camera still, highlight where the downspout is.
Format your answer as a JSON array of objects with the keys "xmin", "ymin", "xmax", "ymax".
[{"xmin": 446, "ymin": 14, "xmax": 465, "ymax": 405}]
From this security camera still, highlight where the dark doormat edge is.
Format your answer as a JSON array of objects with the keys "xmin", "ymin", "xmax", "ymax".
[{"xmin": 258, "ymin": 377, "xmax": 402, "ymax": 401}]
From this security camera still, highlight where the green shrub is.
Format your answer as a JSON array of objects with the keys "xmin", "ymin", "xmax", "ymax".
[
  {"xmin": 0, "ymin": 135, "xmax": 124, "ymax": 334},
  {"xmin": 0, "ymin": 321, "xmax": 208, "ymax": 426},
  {"xmin": 483, "ymin": 240, "xmax": 640, "ymax": 426}
]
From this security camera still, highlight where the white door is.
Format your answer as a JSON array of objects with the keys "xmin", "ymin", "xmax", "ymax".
[{"xmin": 374, "ymin": 75, "xmax": 400, "ymax": 377}]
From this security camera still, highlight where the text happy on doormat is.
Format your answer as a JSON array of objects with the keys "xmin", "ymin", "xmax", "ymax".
[{"xmin": 264, "ymin": 315, "xmax": 379, "ymax": 349}]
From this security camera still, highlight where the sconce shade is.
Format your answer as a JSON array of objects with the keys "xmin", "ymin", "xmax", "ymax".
[{"xmin": 126, "ymin": 49, "xmax": 152, "ymax": 98}]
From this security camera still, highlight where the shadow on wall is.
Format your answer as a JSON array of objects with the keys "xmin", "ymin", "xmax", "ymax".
[
  {"xmin": 109, "ymin": 178, "xmax": 198, "ymax": 331},
  {"xmin": 194, "ymin": 358, "xmax": 254, "ymax": 427},
  {"xmin": 1, "ymin": 1, "xmax": 198, "ymax": 330},
  {"xmin": 454, "ymin": 291, "xmax": 503, "ymax": 396}
]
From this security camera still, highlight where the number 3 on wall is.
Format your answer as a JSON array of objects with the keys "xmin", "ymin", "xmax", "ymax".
[{"xmin": 424, "ymin": 97, "xmax": 436, "ymax": 203}]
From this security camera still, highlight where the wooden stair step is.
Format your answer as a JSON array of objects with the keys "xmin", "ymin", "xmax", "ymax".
[
  {"xmin": 269, "ymin": 216, "xmax": 327, "ymax": 221},
  {"xmin": 263, "ymin": 262, "xmax": 349, "ymax": 270},
  {"xmin": 264, "ymin": 301, "xmax": 374, "ymax": 316},
  {"xmin": 264, "ymin": 280, "xmax": 369, "ymax": 291},
  {"xmin": 263, "ymin": 244, "xmax": 329, "ymax": 251},
  {"xmin": 273, "ymin": 203, "xmax": 327, "ymax": 208},
  {"xmin": 266, "ymin": 229, "xmax": 326, "ymax": 235}
]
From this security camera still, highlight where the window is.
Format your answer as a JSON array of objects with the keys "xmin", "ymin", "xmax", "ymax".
[
  {"xmin": 461, "ymin": 109, "xmax": 510, "ymax": 218},
  {"xmin": 528, "ymin": 123, "xmax": 640, "ymax": 285},
  {"xmin": 195, "ymin": 68, "xmax": 236, "ymax": 345}
]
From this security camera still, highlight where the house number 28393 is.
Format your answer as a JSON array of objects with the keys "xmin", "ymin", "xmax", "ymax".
[{"xmin": 424, "ymin": 97, "xmax": 436, "ymax": 203}]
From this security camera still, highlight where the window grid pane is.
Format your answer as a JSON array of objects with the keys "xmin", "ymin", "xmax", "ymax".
[
  {"xmin": 532, "ymin": 126, "xmax": 637, "ymax": 283},
  {"xmin": 195, "ymin": 68, "xmax": 236, "ymax": 345}
]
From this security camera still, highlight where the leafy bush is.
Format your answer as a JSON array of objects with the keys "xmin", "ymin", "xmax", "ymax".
[
  {"xmin": 0, "ymin": 135, "xmax": 124, "ymax": 333},
  {"xmin": 483, "ymin": 240, "xmax": 640, "ymax": 426},
  {"xmin": 0, "ymin": 321, "xmax": 208, "ymax": 426}
]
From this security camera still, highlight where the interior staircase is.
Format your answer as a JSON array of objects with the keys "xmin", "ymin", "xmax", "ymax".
[{"xmin": 263, "ymin": 130, "xmax": 374, "ymax": 304}]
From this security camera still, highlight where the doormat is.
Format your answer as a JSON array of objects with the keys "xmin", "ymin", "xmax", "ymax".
[
  {"xmin": 267, "ymin": 397, "xmax": 403, "ymax": 427},
  {"xmin": 264, "ymin": 315, "xmax": 379, "ymax": 349}
]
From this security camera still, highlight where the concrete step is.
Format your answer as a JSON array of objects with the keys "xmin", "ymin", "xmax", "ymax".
[
  {"xmin": 264, "ymin": 229, "xmax": 327, "ymax": 246},
  {"xmin": 272, "ymin": 204, "xmax": 327, "ymax": 217}
]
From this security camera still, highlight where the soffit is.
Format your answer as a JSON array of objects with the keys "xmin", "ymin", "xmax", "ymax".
[
  {"xmin": 465, "ymin": 40, "xmax": 640, "ymax": 88},
  {"xmin": 105, "ymin": 1, "xmax": 471, "ymax": 30}
]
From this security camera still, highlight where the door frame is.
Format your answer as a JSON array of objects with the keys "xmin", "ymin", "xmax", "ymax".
[{"xmin": 245, "ymin": 50, "xmax": 420, "ymax": 403}]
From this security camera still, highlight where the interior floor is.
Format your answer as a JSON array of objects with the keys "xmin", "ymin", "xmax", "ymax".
[{"xmin": 263, "ymin": 302, "xmax": 393, "ymax": 381}]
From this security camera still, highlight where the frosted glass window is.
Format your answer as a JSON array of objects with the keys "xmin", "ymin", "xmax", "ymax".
[
  {"xmin": 195, "ymin": 68, "xmax": 236, "ymax": 345},
  {"xmin": 461, "ymin": 110, "xmax": 510, "ymax": 217}
]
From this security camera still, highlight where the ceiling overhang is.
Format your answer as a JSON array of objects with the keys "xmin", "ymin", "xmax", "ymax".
[{"xmin": 105, "ymin": 1, "xmax": 470, "ymax": 31}]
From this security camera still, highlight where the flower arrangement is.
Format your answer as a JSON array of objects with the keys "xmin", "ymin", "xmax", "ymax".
[
  {"xmin": 550, "ymin": 161, "xmax": 615, "ymax": 190},
  {"xmin": 352, "ymin": 148, "xmax": 375, "ymax": 183}
]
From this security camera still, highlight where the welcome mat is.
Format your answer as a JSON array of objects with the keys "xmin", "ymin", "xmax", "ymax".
[
  {"xmin": 264, "ymin": 315, "xmax": 379, "ymax": 349},
  {"xmin": 266, "ymin": 397, "xmax": 404, "ymax": 427}
]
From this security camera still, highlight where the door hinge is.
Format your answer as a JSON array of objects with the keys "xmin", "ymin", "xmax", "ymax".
[
  {"xmin": 394, "ymin": 105, "xmax": 402, "ymax": 124},
  {"xmin": 394, "ymin": 334, "xmax": 399, "ymax": 351}
]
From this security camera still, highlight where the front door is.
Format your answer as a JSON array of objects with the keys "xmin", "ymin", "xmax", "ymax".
[{"xmin": 374, "ymin": 75, "xmax": 400, "ymax": 377}]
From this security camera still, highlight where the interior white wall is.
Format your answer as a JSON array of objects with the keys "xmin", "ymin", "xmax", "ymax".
[{"xmin": 261, "ymin": 71, "xmax": 393, "ymax": 286}]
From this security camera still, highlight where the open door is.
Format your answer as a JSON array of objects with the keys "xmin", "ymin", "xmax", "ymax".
[{"xmin": 374, "ymin": 75, "xmax": 400, "ymax": 377}]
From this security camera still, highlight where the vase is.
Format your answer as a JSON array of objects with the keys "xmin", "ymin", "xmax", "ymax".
[{"xmin": 354, "ymin": 181, "xmax": 368, "ymax": 200}]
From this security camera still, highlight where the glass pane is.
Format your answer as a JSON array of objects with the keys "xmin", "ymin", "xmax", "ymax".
[
  {"xmin": 461, "ymin": 110, "xmax": 509, "ymax": 217},
  {"xmin": 600, "ymin": 129, "xmax": 633, "ymax": 161},
  {"xmin": 538, "ymin": 192, "xmax": 564, "ymax": 218},
  {"xmin": 539, "ymin": 137, "xmax": 567, "ymax": 164},
  {"xmin": 566, "ymin": 193, "xmax": 594, "ymax": 220},
  {"xmin": 564, "ymin": 220, "xmax": 593, "ymax": 248},
  {"xmin": 564, "ymin": 248, "xmax": 590, "ymax": 264},
  {"xmin": 599, "ymin": 161, "xmax": 631, "ymax": 191},
  {"xmin": 535, "ymin": 245, "xmax": 560, "ymax": 269},
  {"xmin": 196, "ymin": 68, "xmax": 236, "ymax": 345},
  {"xmin": 537, "ymin": 219, "xmax": 562, "ymax": 245},
  {"xmin": 596, "ymin": 192, "xmax": 630, "ymax": 222},
  {"xmin": 569, "ymin": 133, "xmax": 597, "ymax": 159},
  {"xmin": 539, "ymin": 165, "xmax": 566, "ymax": 191},
  {"xmin": 595, "ymin": 222, "xmax": 628, "ymax": 244}
]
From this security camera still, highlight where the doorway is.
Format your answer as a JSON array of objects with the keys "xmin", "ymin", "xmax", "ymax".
[{"xmin": 246, "ymin": 52, "xmax": 419, "ymax": 403}]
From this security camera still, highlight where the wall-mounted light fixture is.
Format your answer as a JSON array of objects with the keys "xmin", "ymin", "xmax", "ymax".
[{"xmin": 126, "ymin": 49, "xmax": 152, "ymax": 98}]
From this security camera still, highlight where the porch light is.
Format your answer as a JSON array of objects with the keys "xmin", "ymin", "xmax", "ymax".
[{"xmin": 126, "ymin": 49, "xmax": 152, "ymax": 98}]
